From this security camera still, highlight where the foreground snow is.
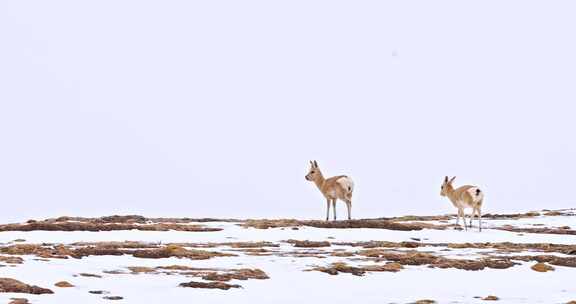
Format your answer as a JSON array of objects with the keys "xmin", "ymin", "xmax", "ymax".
[{"xmin": 0, "ymin": 210, "xmax": 575, "ymax": 304}]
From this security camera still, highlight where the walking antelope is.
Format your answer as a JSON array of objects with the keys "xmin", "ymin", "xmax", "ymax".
[
  {"xmin": 305, "ymin": 160, "xmax": 354, "ymax": 221},
  {"xmin": 440, "ymin": 176, "xmax": 484, "ymax": 231}
]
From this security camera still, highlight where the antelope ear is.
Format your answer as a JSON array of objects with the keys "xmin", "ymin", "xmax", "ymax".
[
  {"xmin": 310, "ymin": 160, "xmax": 314, "ymax": 167},
  {"xmin": 449, "ymin": 176, "xmax": 457, "ymax": 184},
  {"xmin": 313, "ymin": 160, "xmax": 318, "ymax": 168},
  {"xmin": 444, "ymin": 176, "xmax": 449, "ymax": 183}
]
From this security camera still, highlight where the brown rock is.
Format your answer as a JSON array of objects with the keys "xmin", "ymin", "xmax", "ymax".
[
  {"xmin": 331, "ymin": 251, "xmax": 355, "ymax": 257},
  {"xmin": 227, "ymin": 241, "xmax": 278, "ymax": 248},
  {"xmin": 357, "ymin": 249, "xmax": 519, "ymax": 271},
  {"xmin": 241, "ymin": 218, "xmax": 429, "ymax": 231},
  {"xmin": 316, "ymin": 262, "xmax": 366, "ymax": 276},
  {"xmin": 104, "ymin": 296, "xmax": 124, "ymax": 300},
  {"xmin": 432, "ymin": 259, "xmax": 485, "ymax": 271},
  {"xmin": 0, "ymin": 256, "xmax": 24, "ymax": 264},
  {"xmin": 482, "ymin": 259, "xmax": 519, "ymax": 269},
  {"xmin": 179, "ymin": 281, "xmax": 241, "ymax": 290},
  {"xmin": 78, "ymin": 273, "xmax": 103, "ymax": 278},
  {"xmin": 309, "ymin": 262, "xmax": 404, "ymax": 276},
  {"xmin": 131, "ymin": 245, "xmax": 234, "ymax": 260},
  {"xmin": 412, "ymin": 300, "xmax": 436, "ymax": 304},
  {"xmin": 0, "ymin": 278, "xmax": 54, "ymax": 294},
  {"xmin": 103, "ymin": 270, "xmax": 125, "ymax": 275},
  {"xmin": 0, "ymin": 219, "xmax": 221, "ymax": 233},
  {"xmin": 9, "ymin": 298, "xmax": 29, "ymax": 304},
  {"xmin": 238, "ymin": 248, "xmax": 271, "ymax": 256},
  {"xmin": 240, "ymin": 219, "xmax": 300, "ymax": 229},
  {"xmin": 55, "ymin": 281, "xmax": 74, "ymax": 287},
  {"xmin": 156, "ymin": 265, "xmax": 200, "ymax": 271},
  {"xmin": 496, "ymin": 226, "xmax": 576, "ymax": 235},
  {"xmin": 0, "ymin": 244, "xmax": 71, "ymax": 259},
  {"xmin": 202, "ymin": 269, "xmax": 269, "ymax": 281},
  {"xmin": 363, "ymin": 262, "xmax": 404, "ymax": 272},
  {"xmin": 127, "ymin": 267, "xmax": 156, "ymax": 274},
  {"xmin": 360, "ymin": 250, "xmax": 439, "ymax": 265},
  {"xmin": 483, "ymin": 295, "xmax": 499, "ymax": 301},
  {"xmin": 482, "ymin": 211, "xmax": 539, "ymax": 219},
  {"xmin": 531, "ymin": 263, "xmax": 555, "ymax": 272},
  {"xmin": 287, "ymin": 240, "xmax": 331, "ymax": 248}
]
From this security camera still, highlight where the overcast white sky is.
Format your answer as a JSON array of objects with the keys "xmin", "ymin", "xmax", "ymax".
[{"xmin": 1, "ymin": 1, "xmax": 575, "ymax": 223}]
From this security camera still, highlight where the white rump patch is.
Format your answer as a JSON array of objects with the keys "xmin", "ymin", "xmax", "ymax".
[
  {"xmin": 337, "ymin": 177, "xmax": 354, "ymax": 193},
  {"xmin": 467, "ymin": 187, "xmax": 484, "ymax": 202}
]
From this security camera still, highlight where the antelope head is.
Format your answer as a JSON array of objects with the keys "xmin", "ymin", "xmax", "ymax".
[
  {"xmin": 305, "ymin": 160, "xmax": 320, "ymax": 181},
  {"xmin": 440, "ymin": 176, "xmax": 456, "ymax": 196}
]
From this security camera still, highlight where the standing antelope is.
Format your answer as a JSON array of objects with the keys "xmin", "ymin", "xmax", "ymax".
[
  {"xmin": 440, "ymin": 176, "xmax": 484, "ymax": 231},
  {"xmin": 305, "ymin": 160, "xmax": 355, "ymax": 221}
]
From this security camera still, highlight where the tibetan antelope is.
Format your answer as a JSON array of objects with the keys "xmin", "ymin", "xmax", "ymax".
[
  {"xmin": 440, "ymin": 176, "xmax": 484, "ymax": 231},
  {"xmin": 305, "ymin": 160, "xmax": 354, "ymax": 221}
]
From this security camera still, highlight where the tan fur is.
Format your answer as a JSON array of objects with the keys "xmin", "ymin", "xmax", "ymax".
[
  {"xmin": 440, "ymin": 176, "xmax": 484, "ymax": 231},
  {"xmin": 305, "ymin": 160, "xmax": 354, "ymax": 221}
]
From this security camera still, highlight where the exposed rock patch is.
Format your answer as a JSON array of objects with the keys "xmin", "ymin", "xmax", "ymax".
[
  {"xmin": 240, "ymin": 219, "xmax": 300, "ymax": 229},
  {"xmin": 308, "ymin": 262, "xmax": 404, "ymax": 276},
  {"xmin": 227, "ymin": 241, "xmax": 279, "ymax": 248},
  {"xmin": 55, "ymin": 281, "xmax": 74, "ymax": 287},
  {"xmin": 482, "ymin": 212, "xmax": 540, "ymax": 219},
  {"xmin": 496, "ymin": 226, "xmax": 576, "ymax": 235},
  {"xmin": 179, "ymin": 281, "xmax": 241, "ymax": 290},
  {"xmin": 511, "ymin": 255, "xmax": 576, "ymax": 268},
  {"xmin": 78, "ymin": 273, "xmax": 103, "ymax": 278},
  {"xmin": 0, "ymin": 243, "xmax": 234, "ymax": 261},
  {"xmin": 334, "ymin": 240, "xmax": 576, "ymax": 256},
  {"xmin": 233, "ymin": 248, "xmax": 272, "ymax": 256},
  {"xmin": 358, "ymin": 250, "xmax": 518, "ymax": 270},
  {"xmin": 127, "ymin": 266, "xmax": 156, "ymax": 274},
  {"xmin": 0, "ymin": 220, "xmax": 220, "ymax": 232},
  {"xmin": 0, "ymin": 255, "xmax": 24, "ymax": 264},
  {"xmin": 0, "ymin": 278, "xmax": 54, "ymax": 294},
  {"xmin": 202, "ymin": 269, "xmax": 269, "ymax": 281},
  {"xmin": 131, "ymin": 245, "xmax": 234, "ymax": 260},
  {"xmin": 531, "ymin": 262, "xmax": 555, "ymax": 272},
  {"xmin": 241, "ymin": 219, "xmax": 438, "ymax": 231},
  {"xmin": 286, "ymin": 240, "xmax": 331, "ymax": 248},
  {"xmin": 118, "ymin": 265, "xmax": 269, "ymax": 282}
]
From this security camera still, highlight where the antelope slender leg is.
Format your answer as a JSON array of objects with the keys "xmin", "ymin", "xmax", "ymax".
[
  {"xmin": 456, "ymin": 210, "xmax": 460, "ymax": 226},
  {"xmin": 348, "ymin": 200, "xmax": 352, "ymax": 220},
  {"xmin": 326, "ymin": 199, "xmax": 330, "ymax": 221},
  {"xmin": 346, "ymin": 199, "xmax": 352, "ymax": 220},
  {"xmin": 332, "ymin": 199, "xmax": 337, "ymax": 220},
  {"xmin": 459, "ymin": 209, "xmax": 467, "ymax": 230},
  {"xmin": 478, "ymin": 208, "xmax": 482, "ymax": 232}
]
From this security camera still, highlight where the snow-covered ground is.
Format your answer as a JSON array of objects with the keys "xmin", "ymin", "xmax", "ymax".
[{"xmin": 0, "ymin": 210, "xmax": 575, "ymax": 304}]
